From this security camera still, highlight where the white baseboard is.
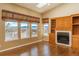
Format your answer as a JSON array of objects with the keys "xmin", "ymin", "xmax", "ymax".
[{"xmin": 0, "ymin": 40, "xmax": 42, "ymax": 52}]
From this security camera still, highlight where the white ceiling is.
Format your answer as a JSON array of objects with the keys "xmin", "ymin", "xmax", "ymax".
[{"xmin": 15, "ymin": 3, "xmax": 63, "ymax": 13}]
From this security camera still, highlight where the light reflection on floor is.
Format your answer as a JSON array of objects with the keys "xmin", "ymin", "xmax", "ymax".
[{"xmin": 0, "ymin": 41, "xmax": 79, "ymax": 56}]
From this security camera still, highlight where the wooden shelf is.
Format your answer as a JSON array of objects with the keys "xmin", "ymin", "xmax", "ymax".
[
  {"xmin": 73, "ymin": 23, "xmax": 79, "ymax": 25},
  {"xmin": 51, "ymin": 28, "xmax": 55, "ymax": 30}
]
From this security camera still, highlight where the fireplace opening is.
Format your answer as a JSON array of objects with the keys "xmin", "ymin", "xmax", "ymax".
[
  {"xmin": 57, "ymin": 32, "xmax": 69, "ymax": 45},
  {"xmin": 56, "ymin": 31, "xmax": 71, "ymax": 46}
]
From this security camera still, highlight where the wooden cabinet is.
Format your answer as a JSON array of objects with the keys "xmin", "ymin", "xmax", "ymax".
[
  {"xmin": 72, "ymin": 35, "xmax": 79, "ymax": 49},
  {"xmin": 49, "ymin": 33, "xmax": 56, "ymax": 47}
]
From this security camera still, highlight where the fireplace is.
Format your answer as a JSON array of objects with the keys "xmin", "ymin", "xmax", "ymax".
[{"xmin": 56, "ymin": 31, "xmax": 71, "ymax": 46}]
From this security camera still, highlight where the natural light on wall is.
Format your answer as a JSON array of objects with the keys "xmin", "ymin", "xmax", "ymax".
[{"xmin": 36, "ymin": 3, "xmax": 50, "ymax": 8}]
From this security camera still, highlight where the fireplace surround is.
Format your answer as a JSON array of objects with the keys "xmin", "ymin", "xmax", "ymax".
[{"xmin": 56, "ymin": 31, "xmax": 72, "ymax": 47}]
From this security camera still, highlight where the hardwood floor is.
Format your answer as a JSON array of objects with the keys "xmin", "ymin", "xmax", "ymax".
[{"xmin": 0, "ymin": 41, "xmax": 79, "ymax": 56}]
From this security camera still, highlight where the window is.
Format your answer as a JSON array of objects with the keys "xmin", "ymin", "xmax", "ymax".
[
  {"xmin": 20, "ymin": 22, "xmax": 30, "ymax": 39},
  {"xmin": 31, "ymin": 23, "xmax": 38, "ymax": 37},
  {"xmin": 5, "ymin": 21, "xmax": 18, "ymax": 41},
  {"xmin": 43, "ymin": 23, "xmax": 49, "ymax": 36}
]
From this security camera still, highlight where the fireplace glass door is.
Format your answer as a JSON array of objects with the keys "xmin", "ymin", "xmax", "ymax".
[{"xmin": 57, "ymin": 32, "xmax": 69, "ymax": 45}]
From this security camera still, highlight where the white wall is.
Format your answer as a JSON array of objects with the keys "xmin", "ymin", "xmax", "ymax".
[{"xmin": 43, "ymin": 3, "xmax": 79, "ymax": 18}]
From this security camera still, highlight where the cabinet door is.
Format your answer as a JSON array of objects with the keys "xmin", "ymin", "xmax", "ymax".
[
  {"xmin": 49, "ymin": 33, "xmax": 56, "ymax": 47},
  {"xmin": 56, "ymin": 17, "xmax": 65, "ymax": 30},
  {"xmin": 72, "ymin": 36, "xmax": 79, "ymax": 49}
]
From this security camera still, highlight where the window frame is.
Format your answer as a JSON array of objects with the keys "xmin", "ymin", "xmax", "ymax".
[
  {"xmin": 20, "ymin": 21, "xmax": 30, "ymax": 39},
  {"xmin": 43, "ymin": 23, "xmax": 49, "ymax": 36},
  {"xmin": 5, "ymin": 20, "xmax": 19, "ymax": 42},
  {"xmin": 31, "ymin": 22, "xmax": 38, "ymax": 38}
]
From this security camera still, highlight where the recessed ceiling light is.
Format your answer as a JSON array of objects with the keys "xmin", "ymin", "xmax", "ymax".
[{"xmin": 36, "ymin": 3, "xmax": 50, "ymax": 8}]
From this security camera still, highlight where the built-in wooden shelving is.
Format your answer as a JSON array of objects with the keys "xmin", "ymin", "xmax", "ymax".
[
  {"xmin": 72, "ymin": 16, "xmax": 79, "ymax": 35},
  {"xmin": 51, "ymin": 19, "xmax": 56, "ymax": 33}
]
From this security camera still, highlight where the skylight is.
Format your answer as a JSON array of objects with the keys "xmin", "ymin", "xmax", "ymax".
[{"xmin": 36, "ymin": 3, "xmax": 50, "ymax": 8}]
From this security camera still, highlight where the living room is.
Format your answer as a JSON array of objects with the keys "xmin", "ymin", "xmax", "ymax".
[{"xmin": 0, "ymin": 3, "xmax": 79, "ymax": 57}]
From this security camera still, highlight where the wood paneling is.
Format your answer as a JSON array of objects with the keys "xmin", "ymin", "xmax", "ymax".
[
  {"xmin": 56, "ymin": 17, "xmax": 65, "ymax": 30},
  {"xmin": 56, "ymin": 16, "xmax": 72, "ymax": 31},
  {"xmin": 64, "ymin": 16, "xmax": 72, "ymax": 31}
]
